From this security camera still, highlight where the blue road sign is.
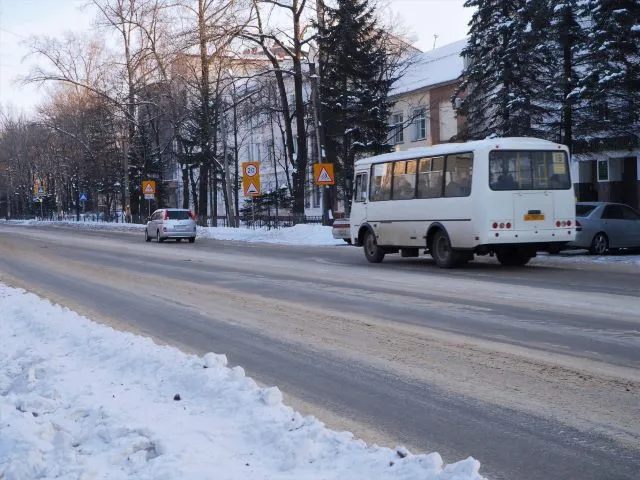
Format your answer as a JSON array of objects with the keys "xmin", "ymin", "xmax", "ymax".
[{"xmin": 80, "ymin": 193, "xmax": 88, "ymax": 202}]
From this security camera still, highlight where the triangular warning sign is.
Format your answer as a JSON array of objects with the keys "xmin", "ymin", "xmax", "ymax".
[
  {"xmin": 317, "ymin": 168, "xmax": 332, "ymax": 183},
  {"xmin": 144, "ymin": 184, "xmax": 154, "ymax": 194},
  {"xmin": 246, "ymin": 182, "xmax": 259, "ymax": 194}
]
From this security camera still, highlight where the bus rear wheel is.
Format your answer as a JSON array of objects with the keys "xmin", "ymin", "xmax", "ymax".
[
  {"xmin": 431, "ymin": 229, "xmax": 461, "ymax": 268},
  {"xmin": 496, "ymin": 248, "xmax": 531, "ymax": 266},
  {"xmin": 363, "ymin": 230, "xmax": 385, "ymax": 263}
]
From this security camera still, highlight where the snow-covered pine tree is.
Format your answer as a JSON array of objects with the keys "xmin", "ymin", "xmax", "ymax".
[
  {"xmin": 507, "ymin": 0, "xmax": 557, "ymax": 138},
  {"xmin": 317, "ymin": 0, "xmax": 395, "ymax": 213},
  {"xmin": 454, "ymin": 0, "xmax": 555, "ymax": 139},
  {"xmin": 579, "ymin": 0, "xmax": 640, "ymax": 150},
  {"xmin": 545, "ymin": 0, "xmax": 591, "ymax": 153}
]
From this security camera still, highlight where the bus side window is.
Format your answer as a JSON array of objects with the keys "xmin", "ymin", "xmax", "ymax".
[
  {"xmin": 417, "ymin": 156, "xmax": 444, "ymax": 199},
  {"xmin": 444, "ymin": 154, "xmax": 473, "ymax": 197},
  {"xmin": 354, "ymin": 173, "xmax": 368, "ymax": 202},
  {"xmin": 360, "ymin": 174, "xmax": 368, "ymax": 200},
  {"xmin": 370, "ymin": 162, "xmax": 392, "ymax": 201}
]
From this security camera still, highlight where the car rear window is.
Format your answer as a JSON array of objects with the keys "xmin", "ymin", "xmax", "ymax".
[
  {"xmin": 576, "ymin": 205, "xmax": 596, "ymax": 217},
  {"xmin": 166, "ymin": 210, "xmax": 191, "ymax": 220}
]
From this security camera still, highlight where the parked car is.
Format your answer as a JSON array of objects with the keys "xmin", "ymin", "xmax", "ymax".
[
  {"xmin": 145, "ymin": 208, "xmax": 197, "ymax": 243},
  {"xmin": 332, "ymin": 217, "xmax": 351, "ymax": 244},
  {"xmin": 569, "ymin": 202, "xmax": 640, "ymax": 254}
]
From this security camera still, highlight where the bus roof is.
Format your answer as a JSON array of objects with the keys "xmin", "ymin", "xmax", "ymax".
[{"xmin": 354, "ymin": 137, "xmax": 568, "ymax": 167}]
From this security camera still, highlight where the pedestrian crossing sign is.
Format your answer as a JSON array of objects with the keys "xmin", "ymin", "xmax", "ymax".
[
  {"xmin": 314, "ymin": 163, "xmax": 335, "ymax": 186},
  {"xmin": 142, "ymin": 180, "xmax": 156, "ymax": 195}
]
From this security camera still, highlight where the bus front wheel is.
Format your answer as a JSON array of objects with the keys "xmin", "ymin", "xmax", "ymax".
[
  {"xmin": 363, "ymin": 230, "xmax": 385, "ymax": 263},
  {"xmin": 431, "ymin": 230, "xmax": 460, "ymax": 268}
]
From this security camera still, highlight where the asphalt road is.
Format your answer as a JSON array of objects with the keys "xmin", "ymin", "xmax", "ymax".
[{"xmin": 1, "ymin": 224, "xmax": 639, "ymax": 480}]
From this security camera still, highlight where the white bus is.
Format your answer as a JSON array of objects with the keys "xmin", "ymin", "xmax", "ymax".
[{"xmin": 349, "ymin": 137, "xmax": 576, "ymax": 267}]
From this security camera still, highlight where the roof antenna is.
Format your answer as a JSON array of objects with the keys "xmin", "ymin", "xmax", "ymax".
[{"xmin": 433, "ymin": 34, "xmax": 438, "ymax": 50}]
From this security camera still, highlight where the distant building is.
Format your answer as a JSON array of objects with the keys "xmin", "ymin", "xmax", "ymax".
[
  {"xmin": 572, "ymin": 150, "xmax": 639, "ymax": 210},
  {"xmin": 387, "ymin": 39, "xmax": 467, "ymax": 151}
]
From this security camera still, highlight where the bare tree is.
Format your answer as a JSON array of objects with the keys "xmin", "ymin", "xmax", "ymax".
[
  {"xmin": 242, "ymin": 0, "xmax": 316, "ymax": 218},
  {"xmin": 172, "ymin": 0, "xmax": 250, "ymax": 225}
]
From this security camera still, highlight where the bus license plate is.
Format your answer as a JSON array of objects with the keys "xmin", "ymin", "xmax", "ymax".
[{"xmin": 524, "ymin": 214, "xmax": 545, "ymax": 221}]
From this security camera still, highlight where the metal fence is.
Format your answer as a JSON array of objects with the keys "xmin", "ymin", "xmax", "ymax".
[{"xmin": 213, "ymin": 215, "xmax": 324, "ymax": 229}]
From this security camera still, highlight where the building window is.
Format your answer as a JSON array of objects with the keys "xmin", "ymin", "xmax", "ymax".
[
  {"xmin": 389, "ymin": 114, "xmax": 404, "ymax": 144},
  {"xmin": 597, "ymin": 159, "xmax": 609, "ymax": 182},
  {"xmin": 413, "ymin": 108, "xmax": 427, "ymax": 141},
  {"xmin": 247, "ymin": 142, "xmax": 261, "ymax": 161}
]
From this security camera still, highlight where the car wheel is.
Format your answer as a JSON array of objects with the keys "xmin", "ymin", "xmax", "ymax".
[
  {"xmin": 188, "ymin": 237, "xmax": 195, "ymax": 244},
  {"xmin": 363, "ymin": 230, "xmax": 385, "ymax": 263},
  {"xmin": 145, "ymin": 229, "xmax": 151, "ymax": 242},
  {"xmin": 589, "ymin": 232, "xmax": 608, "ymax": 255},
  {"xmin": 431, "ymin": 229, "xmax": 460, "ymax": 268},
  {"xmin": 156, "ymin": 230, "xmax": 164, "ymax": 243}
]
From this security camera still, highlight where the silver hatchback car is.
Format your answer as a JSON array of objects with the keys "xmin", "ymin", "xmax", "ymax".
[{"xmin": 145, "ymin": 208, "xmax": 197, "ymax": 243}]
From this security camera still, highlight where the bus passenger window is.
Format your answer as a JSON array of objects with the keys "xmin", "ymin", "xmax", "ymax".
[
  {"xmin": 354, "ymin": 173, "xmax": 368, "ymax": 202},
  {"xmin": 370, "ymin": 163, "xmax": 392, "ymax": 201},
  {"xmin": 393, "ymin": 160, "xmax": 416, "ymax": 200},
  {"xmin": 417, "ymin": 156, "xmax": 444, "ymax": 198},
  {"xmin": 444, "ymin": 154, "xmax": 473, "ymax": 198}
]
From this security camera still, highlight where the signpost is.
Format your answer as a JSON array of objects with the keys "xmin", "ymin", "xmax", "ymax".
[
  {"xmin": 314, "ymin": 163, "xmax": 335, "ymax": 226},
  {"xmin": 33, "ymin": 178, "xmax": 47, "ymax": 218},
  {"xmin": 142, "ymin": 180, "xmax": 156, "ymax": 216},
  {"xmin": 242, "ymin": 162, "xmax": 261, "ymax": 197}
]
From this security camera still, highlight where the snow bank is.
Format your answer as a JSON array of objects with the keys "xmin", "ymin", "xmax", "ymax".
[
  {"xmin": 3, "ymin": 220, "xmax": 346, "ymax": 246},
  {"xmin": 0, "ymin": 285, "xmax": 486, "ymax": 480},
  {"xmin": 534, "ymin": 251, "xmax": 640, "ymax": 267}
]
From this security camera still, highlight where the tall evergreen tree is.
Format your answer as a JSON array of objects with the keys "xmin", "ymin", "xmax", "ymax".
[
  {"xmin": 579, "ymin": 0, "xmax": 640, "ymax": 150},
  {"xmin": 454, "ymin": 0, "xmax": 555, "ymax": 139},
  {"xmin": 317, "ymin": 0, "xmax": 395, "ymax": 214},
  {"xmin": 546, "ymin": 0, "xmax": 590, "ymax": 152}
]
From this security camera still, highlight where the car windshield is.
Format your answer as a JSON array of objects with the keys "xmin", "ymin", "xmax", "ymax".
[
  {"xmin": 166, "ymin": 210, "xmax": 190, "ymax": 220},
  {"xmin": 576, "ymin": 204, "xmax": 597, "ymax": 217}
]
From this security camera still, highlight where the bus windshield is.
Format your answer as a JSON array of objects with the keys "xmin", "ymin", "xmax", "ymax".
[{"xmin": 489, "ymin": 150, "xmax": 571, "ymax": 191}]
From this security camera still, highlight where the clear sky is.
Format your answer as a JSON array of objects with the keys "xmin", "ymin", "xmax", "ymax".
[{"xmin": 0, "ymin": 0, "xmax": 472, "ymax": 114}]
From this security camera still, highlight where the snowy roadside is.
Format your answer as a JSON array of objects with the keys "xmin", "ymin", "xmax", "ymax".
[
  {"xmin": 3, "ymin": 218, "xmax": 640, "ymax": 266},
  {"xmin": 0, "ymin": 284, "xmax": 485, "ymax": 480},
  {"xmin": 0, "ymin": 219, "xmax": 346, "ymax": 246}
]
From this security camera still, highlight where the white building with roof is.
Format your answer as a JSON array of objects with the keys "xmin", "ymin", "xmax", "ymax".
[{"xmin": 387, "ymin": 39, "xmax": 467, "ymax": 151}]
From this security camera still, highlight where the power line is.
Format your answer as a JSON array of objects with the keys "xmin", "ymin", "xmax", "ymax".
[{"xmin": 0, "ymin": 27, "xmax": 26, "ymax": 39}]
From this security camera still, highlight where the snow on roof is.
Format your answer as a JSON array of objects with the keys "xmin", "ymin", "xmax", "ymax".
[{"xmin": 390, "ymin": 38, "xmax": 467, "ymax": 97}]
